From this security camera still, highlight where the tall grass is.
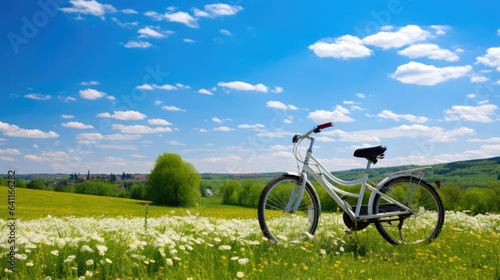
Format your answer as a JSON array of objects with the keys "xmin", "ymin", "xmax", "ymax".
[{"xmin": 1, "ymin": 211, "xmax": 499, "ymax": 279}]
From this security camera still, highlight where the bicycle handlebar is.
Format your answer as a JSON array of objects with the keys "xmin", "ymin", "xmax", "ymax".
[{"xmin": 292, "ymin": 122, "xmax": 334, "ymax": 143}]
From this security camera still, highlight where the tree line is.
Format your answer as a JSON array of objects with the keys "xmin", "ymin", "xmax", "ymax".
[{"xmin": 219, "ymin": 179, "xmax": 500, "ymax": 215}]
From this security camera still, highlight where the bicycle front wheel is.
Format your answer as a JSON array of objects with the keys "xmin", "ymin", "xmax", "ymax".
[
  {"xmin": 258, "ymin": 174, "xmax": 320, "ymax": 244},
  {"xmin": 373, "ymin": 176, "xmax": 444, "ymax": 245}
]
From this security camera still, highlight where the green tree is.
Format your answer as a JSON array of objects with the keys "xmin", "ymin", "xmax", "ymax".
[
  {"xmin": 147, "ymin": 153, "xmax": 201, "ymax": 207},
  {"xmin": 460, "ymin": 187, "xmax": 496, "ymax": 215},
  {"xmin": 27, "ymin": 178, "xmax": 45, "ymax": 190},
  {"xmin": 130, "ymin": 184, "xmax": 146, "ymax": 200},
  {"xmin": 439, "ymin": 183, "xmax": 462, "ymax": 211},
  {"xmin": 220, "ymin": 180, "xmax": 241, "ymax": 205},
  {"xmin": 74, "ymin": 181, "xmax": 116, "ymax": 196}
]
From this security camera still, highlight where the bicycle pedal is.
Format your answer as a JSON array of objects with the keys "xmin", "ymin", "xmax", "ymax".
[{"xmin": 344, "ymin": 230, "xmax": 352, "ymax": 235}]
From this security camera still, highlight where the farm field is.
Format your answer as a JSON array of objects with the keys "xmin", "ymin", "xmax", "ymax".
[{"xmin": 1, "ymin": 187, "xmax": 499, "ymax": 279}]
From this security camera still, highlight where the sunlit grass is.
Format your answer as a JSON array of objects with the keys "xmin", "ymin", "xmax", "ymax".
[{"xmin": 0, "ymin": 186, "xmax": 256, "ymax": 220}]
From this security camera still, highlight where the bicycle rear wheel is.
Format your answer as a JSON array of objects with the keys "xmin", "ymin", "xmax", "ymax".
[
  {"xmin": 258, "ymin": 174, "xmax": 320, "ymax": 244},
  {"xmin": 373, "ymin": 176, "xmax": 444, "ymax": 245}
]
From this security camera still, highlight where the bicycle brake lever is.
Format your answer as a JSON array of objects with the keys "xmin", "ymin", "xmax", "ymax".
[{"xmin": 292, "ymin": 134, "xmax": 301, "ymax": 143}]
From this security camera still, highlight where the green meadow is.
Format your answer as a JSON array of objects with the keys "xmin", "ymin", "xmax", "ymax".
[
  {"xmin": 1, "ymin": 186, "xmax": 499, "ymax": 279},
  {"xmin": 0, "ymin": 186, "xmax": 256, "ymax": 220}
]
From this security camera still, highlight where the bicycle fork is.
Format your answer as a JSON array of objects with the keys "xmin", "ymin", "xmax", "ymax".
[{"xmin": 285, "ymin": 172, "xmax": 308, "ymax": 213}]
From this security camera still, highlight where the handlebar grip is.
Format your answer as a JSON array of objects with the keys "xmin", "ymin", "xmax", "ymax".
[{"xmin": 317, "ymin": 122, "xmax": 334, "ymax": 130}]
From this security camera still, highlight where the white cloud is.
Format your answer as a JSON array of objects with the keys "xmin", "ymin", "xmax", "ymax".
[
  {"xmin": 175, "ymin": 83, "xmax": 190, "ymax": 89},
  {"xmin": 60, "ymin": 96, "xmax": 77, "ymax": 102},
  {"xmin": 272, "ymin": 86, "xmax": 284, "ymax": 93},
  {"xmin": 497, "ymin": 29, "xmax": 500, "ymax": 36},
  {"xmin": 97, "ymin": 110, "xmax": 146, "ymax": 120},
  {"xmin": 25, "ymin": 93, "xmax": 51, "ymax": 100},
  {"xmin": 165, "ymin": 11, "xmax": 198, "ymax": 28},
  {"xmin": 363, "ymin": 25, "xmax": 431, "ymax": 49},
  {"xmin": 398, "ymin": 43, "xmax": 459, "ymax": 61},
  {"xmin": 0, "ymin": 156, "xmax": 16, "ymax": 162},
  {"xmin": 61, "ymin": 115, "xmax": 75, "ymax": 119},
  {"xmin": 219, "ymin": 29, "xmax": 232, "ymax": 36},
  {"xmin": 76, "ymin": 132, "xmax": 141, "ymax": 144},
  {"xmin": 61, "ymin": 121, "xmax": 94, "ymax": 129},
  {"xmin": 183, "ymin": 38, "xmax": 195, "ymax": 43},
  {"xmin": 213, "ymin": 126, "xmax": 233, "ymax": 132},
  {"xmin": 194, "ymin": 4, "xmax": 243, "ymax": 18},
  {"xmin": 212, "ymin": 117, "xmax": 224, "ymax": 123},
  {"xmin": 444, "ymin": 103, "xmax": 497, "ymax": 123},
  {"xmin": 307, "ymin": 105, "xmax": 354, "ymax": 123},
  {"xmin": 112, "ymin": 124, "xmax": 172, "ymax": 134},
  {"xmin": 326, "ymin": 125, "xmax": 474, "ymax": 143},
  {"xmin": 218, "ymin": 81, "xmax": 268, "ymax": 92},
  {"xmin": 468, "ymin": 137, "xmax": 500, "ymax": 143},
  {"xmin": 148, "ymin": 118, "xmax": 172, "ymax": 126},
  {"xmin": 0, "ymin": 148, "xmax": 20, "ymax": 155},
  {"xmin": 0, "ymin": 121, "xmax": 59, "ymax": 138},
  {"xmin": 111, "ymin": 17, "xmax": 138, "ymax": 28},
  {"xmin": 197, "ymin": 155, "xmax": 242, "ymax": 163},
  {"xmin": 309, "ymin": 35, "xmax": 372, "ymax": 59},
  {"xmin": 198, "ymin": 89, "xmax": 213, "ymax": 95},
  {"xmin": 138, "ymin": 27, "xmax": 173, "ymax": 38},
  {"xmin": 60, "ymin": 0, "xmax": 116, "ymax": 19},
  {"xmin": 24, "ymin": 154, "xmax": 49, "ymax": 162},
  {"xmin": 390, "ymin": 61, "xmax": 472, "ymax": 86},
  {"xmin": 470, "ymin": 75, "xmax": 489, "ymax": 83},
  {"xmin": 255, "ymin": 130, "xmax": 294, "ymax": 138},
  {"xmin": 430, "ymin": 25, "xmax": 450, "ymax": 35},
  {"xmin": 136, "ymin": 83, "xmax": 177, "ymax": 90},
  {"xmin": 131, "ymin": 154, "xmax": 145, "ymax": 158},
  {"xmin": 356, "ymin": 93, "xmax": 366, "ymax": 98},
  {"xmin": 266, "ymin": 101, "xmax": 298, "ymax": 110},
  {"xmin": 238, "ymin": 124, "xmax": 265, "ymax": 131},
  {"xmin": 121, "ymin": 8, "xmax": 137, "ymax": 14},
  {"xmin": 123, "ymin": 40, "xmax": 152, "ymax": 48},
  {"xmin": 476, "ymin": 47, "xmax": 500, "ymax": 71},
  {"xmin": 376, "ymin": 110, "xmax": 428, "ymax": 123},
  {"xmin": 162, "ymin": 105, "xmax": 186, "ymax": 112},
  {"xmin": 79, "ymin": 88, "xmax": 106, "ymax": 100},
  {"xmin": 79, "ymin": 80, "xmax": 99, "ymax": 85},
  {"xmin": 167, "ymin": 140, "xmax": 185, "ymax": 146}
]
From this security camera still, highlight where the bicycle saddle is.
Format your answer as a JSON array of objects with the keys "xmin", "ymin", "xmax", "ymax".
[{"xmin": 353, "ymin": 145, "xmax": 387, "ymax": 163}]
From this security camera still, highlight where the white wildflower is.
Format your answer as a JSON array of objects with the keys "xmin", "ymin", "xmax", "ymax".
[
  {"xmin": 218, "ymin": 245, "xmax": 231, "ymax": 251},
  {"xmin": 80, "ymin": 245, "xmax": 94, "ymax": 253},
  {"xmin": 238, "ymin": 258, "xmax": 249, "ymax": 265},
  {"xmin": 64, "ymin": 255, "xmax": 76, "ymax": 263},
  {"xmin": 96, "ymin": 245, "xmax": 108, "ymax": 256}
]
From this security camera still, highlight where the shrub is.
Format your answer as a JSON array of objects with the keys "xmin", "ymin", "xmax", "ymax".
[{"xmin": 147, "ymin": 153, "xmax": 201, "ymax": 207}]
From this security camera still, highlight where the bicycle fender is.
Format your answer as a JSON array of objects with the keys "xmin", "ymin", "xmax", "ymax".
[{"xmin": 281, "ymin": 171, "xmax": 316, "ymax": 185}]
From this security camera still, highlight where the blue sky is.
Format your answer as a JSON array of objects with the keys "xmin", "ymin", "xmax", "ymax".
[{"xmin": 1, "ymin": 0, "xmax": 500, "ymax": 174}]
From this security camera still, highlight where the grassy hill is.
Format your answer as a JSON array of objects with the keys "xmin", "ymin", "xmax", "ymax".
[{"xmin": 0, "ymin": 186, "xmax": 256, "ymax": 220}]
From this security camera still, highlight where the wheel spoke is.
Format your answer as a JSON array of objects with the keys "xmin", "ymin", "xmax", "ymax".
[{"xmin": 258, "ymin": 175, "xmax": 320, "ymax": 244}]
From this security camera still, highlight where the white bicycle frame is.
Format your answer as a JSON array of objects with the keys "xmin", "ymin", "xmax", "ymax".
[{"xmin": 289, "ymin": 135, "xmax": 431, "ymax": 222}]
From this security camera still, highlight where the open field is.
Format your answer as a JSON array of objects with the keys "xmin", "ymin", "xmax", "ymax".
[
  {"xmin": 0, "ymin": 186, "xmax": 256, "ymax": 220},
  {"xmin": 1, "ymin": 186, "xmax": 499, "ymax": 279}
]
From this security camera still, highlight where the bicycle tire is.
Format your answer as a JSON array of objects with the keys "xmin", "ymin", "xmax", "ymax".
[
  {"xmin": 258, "ymin": 174, "xmax": 321, "ymax": 244},
  {"xmin": 373, "ymin": 176, "xmax": 445, "ymax": 245}
]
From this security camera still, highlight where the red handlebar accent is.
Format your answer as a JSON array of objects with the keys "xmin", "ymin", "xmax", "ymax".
[{"xmin": 317, "ymin": 122, "xmax": 334, "ymax": 130}]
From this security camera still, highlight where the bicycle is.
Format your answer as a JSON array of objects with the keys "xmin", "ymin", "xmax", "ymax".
[{"xmin": 258, "ymin": 122, "xmax": 445, "ymax": 245}]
